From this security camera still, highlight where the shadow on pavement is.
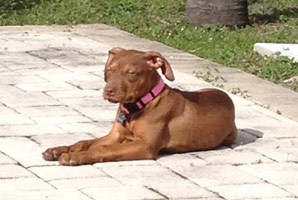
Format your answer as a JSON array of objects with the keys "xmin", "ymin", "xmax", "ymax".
[{"xmin": 231, "ymin": 128, "xmax": 264, "ymax": 148}]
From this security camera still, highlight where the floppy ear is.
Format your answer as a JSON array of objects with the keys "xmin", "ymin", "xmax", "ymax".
[
  {"xmin": 144, "ymin": 51, "xmax": 175, "ymax": 81},
  {"xmin": 104, "ymin": 47, "xmax": 125, "ymax": 81},
  {"xmin": 106, "ymin": 47, "xmax": 125, "ymax": 65}
]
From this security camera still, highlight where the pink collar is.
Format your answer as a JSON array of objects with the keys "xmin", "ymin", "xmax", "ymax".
[{"xmin": 120, "ymin": 78, "xmax": 165, "ymax": 115}]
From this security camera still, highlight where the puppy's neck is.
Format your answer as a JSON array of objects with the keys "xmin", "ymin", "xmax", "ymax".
[{"xmin": 121, "ymin": 78, "xmax": 165, "ymax": 115}]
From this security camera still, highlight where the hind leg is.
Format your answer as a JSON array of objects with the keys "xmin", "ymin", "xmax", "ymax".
[{"xmin": 222, "ymin": 125, "xmax": 237, "ymax": 146}]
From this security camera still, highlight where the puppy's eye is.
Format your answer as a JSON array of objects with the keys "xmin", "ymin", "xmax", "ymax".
[
  {"xmin": 126, "ymin": 70, "xmax": 138, "ymax": 80},
  {"xmin": 127, "ymin": 70, "xmax": 137, "ymax": 76}
]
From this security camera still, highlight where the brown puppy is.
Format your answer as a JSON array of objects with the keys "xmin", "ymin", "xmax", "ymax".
[{"xmin": 43, "ymin": 47, "xmax": 237, "ymax": 165}]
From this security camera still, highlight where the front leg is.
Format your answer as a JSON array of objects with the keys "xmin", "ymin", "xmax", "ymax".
[
  {"xmin": 59, "ymin": 140, "xmax": 159, "ymax": 166},
  {"xmin": 58, "ymin": 119, "xmax": 170, "ymax": 165},
  {"xmin": 42, "ymin": 121, "xmax": 130, "ymax": 161}
]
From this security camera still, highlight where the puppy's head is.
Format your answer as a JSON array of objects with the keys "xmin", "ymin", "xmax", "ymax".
[{"xmin": 103, "ymin": 47, "xmax": 175, "ymax": 103}]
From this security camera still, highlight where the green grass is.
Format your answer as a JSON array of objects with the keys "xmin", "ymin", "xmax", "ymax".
[{"xmin": 1, "ymin": 0, "xmax": 298, "ymax": 91}]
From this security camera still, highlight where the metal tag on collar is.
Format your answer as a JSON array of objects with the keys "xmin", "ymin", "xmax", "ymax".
[{"xmin": 117, "ymin": 114, "xmax": 126, "ymax": 125}]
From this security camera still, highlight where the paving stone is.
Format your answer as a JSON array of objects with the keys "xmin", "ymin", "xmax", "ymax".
[
  {"xmin": 94, "ymin": 159, "xmax": 157, "ymax": 168},
  {"xmin": 208, "ymin": 183, "xmax": 293, "ymax": 199},
  {"xmin": 17, "ymin": 66, "xmax": 72, "ymax": 76},
  {"xmin": 0, "ymin": 74, "xmax": 46, "ymax": 85},
  {"xmin": 0, "ymin": 105, "xmax": 19, "ymax": 115},
  {"xmin": 254, "ymin": 43, "xmax": 298, "ymax": 63},
  {"xmin": 0, "ymin": 114, "xmax": 34, "ymax": 125},
  {"xmin": 236, "ymin": 105, "xmax": 282, "ymax": 129},
  {"xmin": 34, "ymin": 48, "xmax": 100, "ymax": 68},
  {"xmin": 2, "ymin": 189, "xmax": 92, "ymax": 200},
  {"xmin": 0, "ymin": 91, "xmax": 60, "ymax": 107},
  {"xmin": 231, "ymin": 93, "xmax": 255, "ymax": 106},
  {"xmin": 254, "ymin": 199, "xmax": 298, "ymax": 200},
  {"xmin": 91, "ymin": 70, "xmax": 105, "ymax": 77},
  {"xmin": 89, "ymin": 122, "xmax": 114, "ymax": 138},
  {"xmin": 98, "ymin": 163, "xmax": 218, "ymax": 199},
  {"xmin": 239, "ymin": 163, "xmax": 298, "ymax": 185},
  {"xmin": 252, "ymin": 199, "xmax": 298, "ymax": 200},
  {"xmin": 175, "ymin": 198, "xmax": 224, "ymax": 200},
  {"xmin": 168, "ymin": 71, "xmax": 212, "ymax": 90},
  {"xmin": 0, "ymin": 124, "xmax": 65, "ymax": 136},
  {"xmin": 47, "ymin": 89, "xmax": 100, "ymax": 98},
  {"xmin": 259, "ymin": 125, "xmax": 298, "ymax": 139},
  {"xmin": 16, "ymin": 82, "xmax": 78, "ymax": 92},
  {"xmin": 171, "ymin": 82, "xmax": 212, "ymax": 92},
  {"xmin": 57, "ymin": 122, "xmax": 104, "ymax": 134},
  {"xmin": 16, "ymin": 105, "xmax": 79, "ymax": 117},
  {"xmin": 68, "ymin": 79, "xmax": 105, "ymax": 90},
  {"xmin": 31, "ymin": 115, "xmax": 92, "ymax": 125},
  {"xmin": 237, "ymin": 120, "xmax": 298, "ymax": 139},
  {"xmin": 57, "ymin": 96, "xmax": 109, "ymax": 107},
  {"xmin": 0, "ymin": 164, "xmax": 34, "ymax": 179},
  {"xmin": 0, "ymin": 67, "xmax": 12, "ymax": 74},
  {"xmin": 172, "ymin": 164, "xmax": 262, "ymax": 187},
  {"xmin": 74, "ymin": 106, "xmax": 118, "ymax": 122},
  {"xmin": 7, "ymin": 64, "xmax": 60, "ymax": 74},
  {"xmin": 0, "ymin": 83, "xmax": 27, "ymax": 98},
  {"xmin": 0, "ymin": 177, "xmax": 53, "ymax": 192},
  {"xmin": 279, "ymin": 138, "xmax": 298, "ymax": 147},
  {"xmin": 282, "ymin": 185, "xmax": 298, "ymax": 196},
  {"xmin": 234, "ymin": 138, "xmax": 295, "ymax": 150},
  {"xmin": 32, "ymin": 133, "xmax": 94, "ymax": 147},
  {"xmin": 1, "ymin": 52, "xmax": 51, "ymax": 70},
  {"xmin": 0, "ymin": 137, "xmax": 55, "ymax": 167},
  {"xmin": 0, "ymin": 152, "xmax": 16, "ymax": 164},
  {"xmin": 154, "ymin": 184, "xmax": 217, "ymax": 199},
  {"xmin": 194, "ymin": 148, "xmax": 273, "ymax": 165},
  {"xmin": 157, "ymin": 153, "xmax": 206, "ymax": 172},
  {"xmin": 1, "ymin": 54, "xmax": 50, "ymax": 69},
  {"xmin": 30, "ymin": 165, "xmax": 106, "ymax": 181},
  {"xmin": 39, "ymin": 71, "xmax": 99, "ymax": 82},
  {"xmin": 64, "ymin": 64, "xmax": 104, "ymax": 73},
  {"xmin": 1, "ymin": 32, "xmax": 69, "ymax": 52},
  {"xmin": 241, "ymin": 141, "xmax": 298, "ymax": 163},
  {"xmin": 49, "ymin": 177, "xmax": 122, "ymax": 190},
  {"xmin": 236, "ymin": 105, "xmax": 298, "ymax": 138},
  {"xmin": 82, "ymin": 186, "xmax": 164, "ymax": 200},
  {"xmin": 256, "ymin": 147, "xmax": 298, "ymax": 162},
  {"xmin": 99, "ymin": 164, "xmax": 197, "ymax": 189},
  {"xmin": 6, "ymin": 60, "xmax": 48, "ymax": 71},
  {"xmin": 0, "ymin": 71, "xmax": 16, "ymax": 76}
]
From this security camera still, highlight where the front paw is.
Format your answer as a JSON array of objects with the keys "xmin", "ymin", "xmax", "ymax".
[
  {"xmin": 59, "ymin": 152, "xmax": 81, "ymax": 166},
  {"xmin": 42, "ymin": 147, "xmax": 68, "ymax": 161},
  {"xmin": 59, "ymin": 152, "xmax": 92, "ymax": 166}
]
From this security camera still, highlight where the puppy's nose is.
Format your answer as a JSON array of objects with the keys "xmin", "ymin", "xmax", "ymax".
[{"xmin": 104, "ymin": 86, "xmax": 116, "ymax": 96}]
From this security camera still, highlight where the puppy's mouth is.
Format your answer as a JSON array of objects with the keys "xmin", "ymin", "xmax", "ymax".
[
  {"xmin": 105, "ymin": 98, "xmax": 119, "ymax": 104},
  {"xmin": 103, "ymin": 95, "xmax": 120, "ymax": 103},
  {"xmin": 104, "ymin": 94, "xmax": 134, "ymax": 104}
]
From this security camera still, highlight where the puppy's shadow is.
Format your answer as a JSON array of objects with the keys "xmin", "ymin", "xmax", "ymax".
[
  {"xmin": 158, "ymin": 128, "xmax": 263, "ymax": 159},
  {"xmin": 229, "ymin": 128, "xmax": 264, "ymax": 149}
]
